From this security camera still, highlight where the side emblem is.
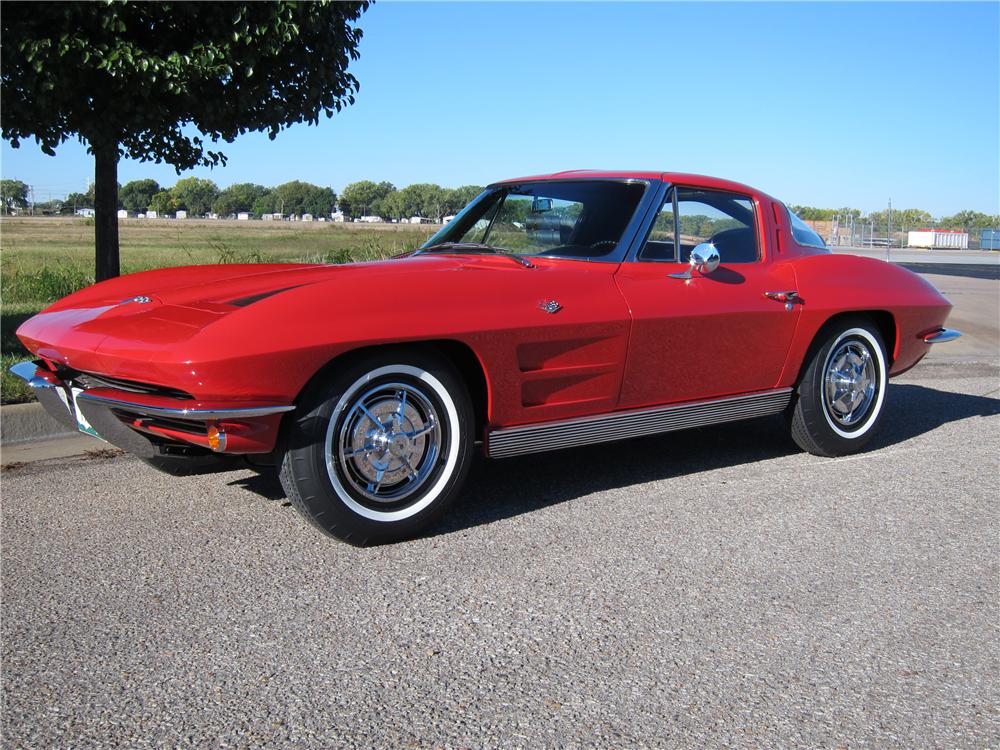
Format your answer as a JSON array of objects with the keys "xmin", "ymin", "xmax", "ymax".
[
  {"xmin": 119, "ymin": 295, "xmax": 152, "ymax": 305},
  {"xmin": 539, "ymin": 299, "xmax": 562, "ymax": 314}
]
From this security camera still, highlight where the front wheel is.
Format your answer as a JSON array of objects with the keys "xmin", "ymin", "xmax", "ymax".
[
  {"xmin": 788, "ymin": 319, "xmax": 888, "ymax": 457},
  {"xmin": 279, "ymin": 350, "xmax": 474, "ymax": 545}
]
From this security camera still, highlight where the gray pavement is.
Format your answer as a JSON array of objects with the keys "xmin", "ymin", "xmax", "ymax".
[{"xmin": 2, "ymin": 360, "xmax": 998, "ymax": 748}]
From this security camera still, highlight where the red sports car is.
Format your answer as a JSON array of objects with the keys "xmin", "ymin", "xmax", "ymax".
[{"xmin": 13, "ymin": 171, "xmax": 960, "ymax": 544}]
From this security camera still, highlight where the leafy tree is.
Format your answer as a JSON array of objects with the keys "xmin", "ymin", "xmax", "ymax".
[
  {"xmin": 251, "ymin": 194, "xmax": 277, "ymax": 216},
  {"xmin": 119, "ymin": 179, "xmax": 160, "ymax": 213},
  {"xmin": 443, "ymin": 185, "xmax": 483, "ymax": 216},
  {"xmin": 64, "ymin": 183, "xmax": 97, "ymax": 212},
  {"xmin": 270, "ymin": 180, "xmax": 337, "ymax": 216},
  {"xmin": 1, "ymin": 1, "xmax": 369, "ymax": 280},
  {"xmin": 340, "ymin": 180, "xmax": 394, "ymax": 219},
  {"xmin": 939, "ymin": 210, "xmax": 998, "ymax": 230},
  {"xmin": 148, "ymin": 190, "xmax": 176, "ymax": 215},
  {"xmin": 0, "ymin": 179, "xmax": 29, "ymax": 214},
  {"xmin": 213, "ymin": 183, "xmax": 269, "ymax": 217},
  {"xmin": 170, "ymin": 177, "xmax": 219, "ymax": 216}
]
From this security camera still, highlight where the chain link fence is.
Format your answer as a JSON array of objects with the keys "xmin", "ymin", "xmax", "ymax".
[{"xmin": 803, "ymin": 217, "xmax": 998, "ymax": 250}]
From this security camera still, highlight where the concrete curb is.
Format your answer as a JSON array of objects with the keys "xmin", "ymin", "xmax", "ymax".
[{"xmin": 1, "ymin": 401, "xmax": 77, "ymax": 445}]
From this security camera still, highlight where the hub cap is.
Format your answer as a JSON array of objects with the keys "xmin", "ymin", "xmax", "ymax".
[
  {"xmin": 336, "ymin": 382, "xmax": 441, "ymax": 505},
  {"xmin": 824, "ymin": 340, "xmax": 877, "ymax": 427}
]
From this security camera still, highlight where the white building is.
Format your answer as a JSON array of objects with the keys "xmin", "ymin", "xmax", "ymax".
[
  {"xmin": 359, "ymin": 215, "xmax": 384, "ymax": 223},
  {"xmin": 175, "ymin": 210, "xmax": 187, "ymax": 220},
  {"xmin": 442, "ymin": 215, "xmax": 456, "ymax": 224},
  {"xmin": 331, "ymin": 212, "xmax": 346, "ymax": 223},
  {"xmin": 146, "ymin": 210, "xmax": 158, "ymax": 219},
  {"xmin": 117, "ymin": 209, "xmax": 128, "ymax": 219},
  {"xmin": 75, "ymin": 208, "xmax": 95, "ymax": 218},
  {"xmin": 907, "ymin": 229, "xmax": 969, "ymax": 249},
  {"xmin": 302, "ymin": 213, "xmax": 313, "ymax": 222},
  {"xmin": 237, "ymin": 212, "xmax": 250, "ymax": 221}
]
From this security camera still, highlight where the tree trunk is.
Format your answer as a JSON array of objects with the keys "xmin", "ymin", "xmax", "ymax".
[{"xmin": 93, "ymin": 142, "xmax": 120, "ymax": 281}]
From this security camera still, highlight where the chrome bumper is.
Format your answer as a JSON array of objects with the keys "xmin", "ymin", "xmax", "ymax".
[
  {"xmin": 9, "ymin": 361, "xmax": 294, "ymax": 458},
  {"xmin": 922, "ymin": 328, "xmax": 962, "ymax": 344}
]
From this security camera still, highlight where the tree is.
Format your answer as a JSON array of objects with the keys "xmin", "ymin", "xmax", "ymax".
[
  {"xmin": 251, "ymin": 194, "xmax": 277, "ymax": 216},
  {"xmin": 170, "ymin": 177, "xmax": 219, "ymax": 216},
  {"xmin": 0, "ymin": 179, "xmax": 29, "ymax": 214},
  {"xmin": 1, "ymin": 2, "xmax": 370, "ymax": 280},
  {"xmin": 442, "ymin": 185, "xmax": 483, "ymax": 216},
  {"xmin": 213, "ymin": 183, "xmax": 269, "ymax": 217},
  {"xmin": 148, "ymin": 190, "xmax": 176, "ymax": 216},
  {"xmin": 270, "ymin": 180, "xmax": 337, "ymax": 216},
  {"xmin": 64, "ymin": 183, "xmax": 98, "ymax": 213},
  {"xmin": 119, "ymin": 179, "xmax": 160, "ymax": 213},
  {"xmin": 340, "ymin": 180, "xmax": 394, "ymax": 219}
]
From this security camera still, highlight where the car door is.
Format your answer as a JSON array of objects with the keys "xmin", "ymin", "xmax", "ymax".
[{"xmin": 614, "ymin": 186, "xmax": 800, "ymax": 409}]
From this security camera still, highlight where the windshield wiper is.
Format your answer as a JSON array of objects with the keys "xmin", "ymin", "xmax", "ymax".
[{"xmin": 416, "ymin": 242, "xmax": 535, "ymax": 268}]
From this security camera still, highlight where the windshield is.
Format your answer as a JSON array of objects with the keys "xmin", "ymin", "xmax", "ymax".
[{"xmin": 420, "ymin": 180, "xmax": 648, "ymax": 260}]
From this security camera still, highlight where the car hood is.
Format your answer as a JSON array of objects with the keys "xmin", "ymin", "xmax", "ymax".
[{"xmin": 15, "ymin": 254, "xmax": 558, "ymax": 372}]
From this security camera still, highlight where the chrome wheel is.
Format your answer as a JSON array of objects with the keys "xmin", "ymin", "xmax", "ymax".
[
  {"xmin": 335, "ymin": 382, "xmax": 442, "ymax": 506},
  {"xmin": 823, "ymin": 339, "xmax": 877, "ymax": 428}
]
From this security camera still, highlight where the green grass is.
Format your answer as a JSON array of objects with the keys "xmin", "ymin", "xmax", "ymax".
[{"xmin": 0, "ymin": 216, "xmax": 437, "ymax": 404}]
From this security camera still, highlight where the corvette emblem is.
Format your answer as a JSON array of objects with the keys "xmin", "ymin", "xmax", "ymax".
[
  {"xmin": 539, "ymin": 300, "xmax": 562, "ymax": 314},
  {"xmin": 119, "ymin": 295, "xmax": 152, "ymax": 305}
]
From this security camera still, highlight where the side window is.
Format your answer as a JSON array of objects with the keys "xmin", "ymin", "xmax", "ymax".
[
  {"xmin": 676, "ymin": 189, "xmax": 758, "ymax": 263},
  {"xmin": 785, "ymin": 205, "xmax": 827, "ymax": 249},
  {"xmin": 639, "ymin": 190, "xmax": 676, "ymax": 261}
]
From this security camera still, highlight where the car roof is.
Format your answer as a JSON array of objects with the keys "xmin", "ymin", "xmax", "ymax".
[{"xmin": 492, "ymin": 170, "xmax": 772, "ymax": 201}]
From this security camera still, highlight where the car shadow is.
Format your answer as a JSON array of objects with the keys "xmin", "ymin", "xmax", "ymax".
[{"xmin": 227, "ymin": 383, "xmax": 999, "ymax": 536}]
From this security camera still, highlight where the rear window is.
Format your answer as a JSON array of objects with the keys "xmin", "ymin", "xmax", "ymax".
[{"xmin": 785, "ymin": 206, "xmax": 826, "ymax": 249}]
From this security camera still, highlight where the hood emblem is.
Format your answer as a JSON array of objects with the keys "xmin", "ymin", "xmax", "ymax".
[
  {"xmin": 119, "ymin": 295, "xmax": 152, "ymax": 305},
  {"xmin": 539, "ymin": 299, "xmax": 562, "ymax": 314}
]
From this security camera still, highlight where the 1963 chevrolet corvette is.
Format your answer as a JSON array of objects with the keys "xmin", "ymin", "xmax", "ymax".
[{"xmin": 13, "ymin": 171, "xmax": 960, "ymax": 544}]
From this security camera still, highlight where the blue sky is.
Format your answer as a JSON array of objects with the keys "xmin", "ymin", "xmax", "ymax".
[{"xmin": 2, "ymin": 2, "xmax": 997, "ymax": 215}]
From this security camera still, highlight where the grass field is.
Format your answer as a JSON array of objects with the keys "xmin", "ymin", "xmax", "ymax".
[{"xmin": 1, "ymin": 217, "xmax": 436, "ymax": 404}]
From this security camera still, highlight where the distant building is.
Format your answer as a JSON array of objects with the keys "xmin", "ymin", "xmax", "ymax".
[
  {"xmin": 137, "ymin": 213, "xmax": 147, "ymax": 219},
  {"xmin": 409, "ymin": 216, "xmax": 435, "ymax": 224},
  {"xmin": 75, "ymin": 208, "xmax": 95, "ymax": 217},
  {"xmin": 261, "ymin": 213, "xmax": 275, "ymax": 221},
  {"xmin": 146, "ymin": 210, "xmax": 158, "ymax": 219},
  {"xmin": 302, "ymin": 213, "xmax": 313, "ymax": 222},
  {"xmin": 359, "ymin": 215, "xmax": 383, "ymax": 223},
  {"xmin": 331, "ymin": 212, "xmax": 346, "ymax": 223},
  {"xmin": 175, "ymin": 210, "xmax": 187, "ymax": 220},
  {"xmin": 237, "ymin": 212, "xmax": 250, "ymax": 221},
  {"xmin": 907, "ymin": 229, "xmax": 968, "ymax": 250},
  {"xmin": 442, "ymin": 215, "xmax": 456, "ymax": 224},
  {"xmin": 117, "ymin": 209, "xmax": 128, "ymax": 219}
]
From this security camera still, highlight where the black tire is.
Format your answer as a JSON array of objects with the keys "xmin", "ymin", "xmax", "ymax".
[
  {"xmin": 788, "ymin": 318, "xmax": 888, "ymax": 457},
  {"xmin": 279, "ymin": 349, "xmax": 474, "ymax": 545}
]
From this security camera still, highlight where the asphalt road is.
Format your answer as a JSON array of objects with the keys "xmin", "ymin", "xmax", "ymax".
[{"xmin": 2, "ymin": 360, "xmax": 998, "ymax": 748}]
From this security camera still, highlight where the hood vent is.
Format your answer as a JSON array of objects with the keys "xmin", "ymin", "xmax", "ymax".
[{"xmin": 226, "ymin": 285, "xmax": 301, "ymax": 308}]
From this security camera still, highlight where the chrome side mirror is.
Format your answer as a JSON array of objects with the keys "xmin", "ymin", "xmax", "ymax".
[{"xmin": 669, "ymin": 242, "xmax": 720, "ymax": 280}]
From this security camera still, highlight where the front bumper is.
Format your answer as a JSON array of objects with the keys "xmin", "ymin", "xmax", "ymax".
[{"xmin": 9, "ymin": 361, "xmax": 294, "ymax": 457}]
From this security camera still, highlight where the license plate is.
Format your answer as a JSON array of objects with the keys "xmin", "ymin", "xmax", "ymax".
[{"xmin": 71, "ymin": 387, "xmax": 105, "ymax": 440}]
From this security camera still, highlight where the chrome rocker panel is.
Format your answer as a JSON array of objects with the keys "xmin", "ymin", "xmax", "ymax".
[{"xmin": 487, "ymin": 388, "xmax": 793, "ymax": 459}]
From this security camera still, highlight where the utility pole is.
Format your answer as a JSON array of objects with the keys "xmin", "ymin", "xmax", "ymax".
[{"xmin": 886, "ymin": 198, "xmax": 892, "ymax": 262}]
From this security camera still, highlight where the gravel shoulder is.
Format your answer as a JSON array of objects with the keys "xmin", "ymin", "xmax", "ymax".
[{"xmin": 2, "ymin": 363, "xmax": 998, "ymax": 748}]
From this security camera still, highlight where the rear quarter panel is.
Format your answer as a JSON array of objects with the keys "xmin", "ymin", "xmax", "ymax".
[{"xmin": 780, "ymin": 254, "xmax": 953, "ymax": 384}]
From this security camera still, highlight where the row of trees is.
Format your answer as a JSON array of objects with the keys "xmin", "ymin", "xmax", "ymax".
[
  {"xmin": 30, "ymin": 177, "xmax": 484, "ymax": 222},
  {"xmin": 789, "ymin": 204, "xmax": 1000, "ymax": 231}
]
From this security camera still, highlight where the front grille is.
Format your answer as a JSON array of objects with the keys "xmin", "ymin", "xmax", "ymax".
[{"xmin": 61, "ymin": 368, "xmax": 194, "ymax": 401}]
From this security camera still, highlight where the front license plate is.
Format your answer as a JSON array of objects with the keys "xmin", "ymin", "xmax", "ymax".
[{"xmin": 71, "ymin": 387, "xmax": 105, "ymax": 440}]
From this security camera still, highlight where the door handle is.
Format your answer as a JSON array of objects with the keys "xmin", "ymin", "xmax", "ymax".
[{"xmin": 764, "ymin": 290, "xmax": 800, "ymax": 310}]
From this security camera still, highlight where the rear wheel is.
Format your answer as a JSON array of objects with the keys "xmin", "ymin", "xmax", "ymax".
[
  {"xmin": 788, "ymin": 319, "xmax": 888, "ymax": 457},
  {"xmin": 279, "ymin": 350, "xmax": 474, "ymax": 545}
]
